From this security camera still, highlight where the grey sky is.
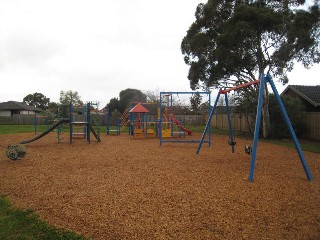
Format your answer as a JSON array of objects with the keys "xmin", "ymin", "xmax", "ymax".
[{"xmin": 1, "ymin": 0, "xmax": 319, "ymax": 106}]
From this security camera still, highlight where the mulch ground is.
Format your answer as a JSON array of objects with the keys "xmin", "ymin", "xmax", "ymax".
[{"xmin": 0, "ymin": 132, "xmax": 320, "ymax": 239}]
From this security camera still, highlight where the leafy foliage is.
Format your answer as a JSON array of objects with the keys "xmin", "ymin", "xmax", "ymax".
[
  {"xmin": 144, "ymin": 89, "xmax": 160, "ymax": 103},
  {"xmin": 269, "ymin": 94, "xmax": 307, "ymax": 138},
  {"xmin": 59, "ymin": 90, "xmax": 83, "ymax": 117},
  {"xmin": 48, "ymin": 102, "xmax": 59, "ymax": 114},
  {"xmin": 181, "ymin": 0, "xmax": 319, "ymax": 138},
  {"xmin": 190, "ymin": 92, "xmax": 203, "ymax": 112},
  {"xmin": 181, "ymin": 0, "xmax": 320, "ymax": 89},
  {"xmin": 119, "ymin": 88, "xmax": 147, "ymax": 112},
  {"xmin": 23, "ymin": 92, "xmax": 50, "ymax": 110},
  {"xmin": 235, "ymin": 85, "xmax": 259, "ymax": 135},
  {"xmin": 106, "ymin": 88, "xmax": 147, "ymax": 113},
  {"xmin": 59, "ymin": 90, "xmax": 83, "ymax": 106},
  {"xmin": 106, "ymin": 97, "xmax": 120, "ymax": 113}
]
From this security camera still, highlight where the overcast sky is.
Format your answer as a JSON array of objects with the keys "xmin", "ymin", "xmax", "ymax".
[{"xmin": 1, "ymin": 0, "xmax": 319, "ymax": 106}]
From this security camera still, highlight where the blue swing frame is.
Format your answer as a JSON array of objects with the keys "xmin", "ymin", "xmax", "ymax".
[{"xmin": 197, "ymin": 73, "xmax": 313, "ymax": 182}]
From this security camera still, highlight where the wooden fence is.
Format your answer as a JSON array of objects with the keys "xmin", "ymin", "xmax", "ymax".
[
  {"xmin": 210, "ymin": 113, "xmax": 253, "ymax": 133},
  {"xmin": 0, "ymin": 112, "xmax": 319, "ymax": 140},
  {"xmin": 209, "ymin": 112, "xmax": 320, "ymax": 141},
  {"xmin": 304, "ymin": 112, "xmax": 320, "ymax": 141}
]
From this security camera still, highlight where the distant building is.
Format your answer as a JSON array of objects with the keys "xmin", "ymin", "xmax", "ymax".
[
  {"xmin": 281, "ymin": 85, "xmax": 320, "ymax": 112},
  {"xmin": 0, "ymin": 101, "xmax": 42, "ymax": 116}
]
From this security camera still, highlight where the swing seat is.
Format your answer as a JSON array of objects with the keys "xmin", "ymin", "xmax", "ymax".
[
  {"xmin": 245, "ymin": 145, "xmax": 252, "ymax": 155},
  {"xmin": 228, "ymin": 140, "xmax": 236, "ymax": 146}
]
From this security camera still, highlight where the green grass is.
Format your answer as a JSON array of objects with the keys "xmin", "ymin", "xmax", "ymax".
[
  {"xmin": 261, "ymin": 138, "xmax": 320, "ymax": 154},
  {"xmin": 0, "ymin": 125, "xmax": 37, "ymax": 134},
  {"xmin": 0, "ymin": 196, "xmax": 87, "ymax": 240},
  {"xmin": 189, "ymin": 126, "xmax": 320, "ymax": 154},
  {"xmin": 0, "ymin": 125, "xmax": 76, "ymax": 134},
  {"xmin": 1, "ymin": 125, "xmax": 319, "ymax": 154}
]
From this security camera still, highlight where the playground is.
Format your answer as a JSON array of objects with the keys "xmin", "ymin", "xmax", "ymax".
[{"xmin": 0, "ymin": 131, "xmax": 320, "ymax": 239}]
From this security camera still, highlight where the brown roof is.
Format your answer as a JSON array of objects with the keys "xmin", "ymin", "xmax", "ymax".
[
  {"xmin": 0, "ymin": 101, "xmax": 42, "ymax": 112},
  {"xmin": 281, "ymin": 85, "xmax": 320, "ymax": 107}
]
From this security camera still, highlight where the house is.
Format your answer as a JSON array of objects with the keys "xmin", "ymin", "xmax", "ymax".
[
  {"xmin": 281, "ymin": 85, "xmax": 320, "ymax": 112},
  {"xmin": 0, "ymin": 101, "xmax": 42, "ymax": 116}
]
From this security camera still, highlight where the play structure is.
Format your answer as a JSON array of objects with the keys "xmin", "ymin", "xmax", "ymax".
[
  {"xmin": 129, "ymin": 103, "xmax": 157, "ymax": 139},
  {"xmin": 159, "ymin": 91, "xmax": 211, "ymax": 145},
  {"xmin": 69, "ymin": 102, "xmax": 100, "ymax": 144},
  {"xmin": 6, "ymin": 102, "xmax": 101, "ymax": 160},
  {"xmin": 106, "ymin": 110, "xmax": 121, "ymax": 135},
  {"xmin": 197, "ymin": 73, "xmax": 313, "ymax": 182}
]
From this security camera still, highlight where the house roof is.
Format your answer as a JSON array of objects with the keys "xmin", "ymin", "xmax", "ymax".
[
  {"xmin": 129, "ymin": 103, "xmax": 149, "ymax": 113},
  {"xmin": 281, "ymin": 85, "xmax": 320, "ymax": 107},
  {"xmin": 0, "ymin": 101, "xmax": 42, "ymax": 112}
]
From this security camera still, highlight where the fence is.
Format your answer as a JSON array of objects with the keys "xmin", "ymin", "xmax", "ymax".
[
  {"xmin": 304, "ymin": 112, "xmax": 320, "ymax": 141},
  {"xmin": 210, "ymin": 113, "xmax": 253, "ymax": 133},
  {"xmin": 209, "ymin": 112, "xmax": 320, "ymax": 141},
  {"xmin": 1, "ymin": 112, "xmax": 319, "ymax": 140}
]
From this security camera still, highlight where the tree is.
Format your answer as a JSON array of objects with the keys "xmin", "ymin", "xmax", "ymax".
[
  {"xmin": 23, "ymin": 92, "xmax": 50, "ymax": 110},
  {"xmin": 118, "ymin": 88, "xmax": 147, "ymax": 113},
  {"xmin": 48, "ymin": 102, "xmax": 59, "ymax": 114},
  {"xmin": 59, "ymin": 90, "xmax": 83, "ymax": 117},
  {"xmin": 190, "ymin": 92, "xmax": 202, "ymax": 113},
  {"xmin": 181, "ymin": 0, "xmax": 320, "ymax": 138},
  {"xmin": 59, "ymin": 90, "xmax": 83, "ymax": 105},
  {"xmin": 269, "ymin": 94, "xmax": 307, "ymax": 138},
  {"xmin": 106, "ymin": 97, "xmax": 120, "ymax": 113},
  {"xmin": 235, "ymin": 88, "xmax": 259, "ymax": 135},
  {"xmin": 144, "ymin": 89, "xmax": 160, "ymax": 103}
]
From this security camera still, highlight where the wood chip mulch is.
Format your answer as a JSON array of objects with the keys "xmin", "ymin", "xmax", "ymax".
[{"xmin": 0, "ymin": 132, "xmax": 320, "ymax": 239}]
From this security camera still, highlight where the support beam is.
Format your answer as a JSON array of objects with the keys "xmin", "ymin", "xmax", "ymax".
[{"xmin": 219, "ymin": 80, "xmax": 260, "ymax": 94}]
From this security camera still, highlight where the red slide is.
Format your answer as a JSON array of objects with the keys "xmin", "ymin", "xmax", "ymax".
[{"xmin": 170, "ymin": 114, "xmax": 192, "ymax": 135}]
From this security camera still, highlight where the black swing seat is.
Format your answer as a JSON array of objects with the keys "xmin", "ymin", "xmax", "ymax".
[
  {"xmin": 245, "ymin": 145, "xmax": 252, "ymax": 155},
  {"xmin": 228, "ymin": 139, "xmax": 236, "ymax": 146}
]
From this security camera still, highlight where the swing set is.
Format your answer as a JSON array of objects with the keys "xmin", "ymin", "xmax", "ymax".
[{"xmin": 197, "ymin": 73, "xmax": 313, "ymax": 182}]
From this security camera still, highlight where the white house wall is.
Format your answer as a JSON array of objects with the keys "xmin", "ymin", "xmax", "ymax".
[{"xmin": 0, "ymin": 110, "xmax": 11, "ymax": 116}]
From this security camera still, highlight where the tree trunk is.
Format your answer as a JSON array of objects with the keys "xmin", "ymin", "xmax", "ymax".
[{"xmin": 261, "ymin": 84, "xmax": 270, "ymax": 138}]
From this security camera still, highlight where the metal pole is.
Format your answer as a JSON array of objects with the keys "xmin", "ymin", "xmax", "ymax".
[
  {"xmin": 267, "ymin": 74, "xmax": 313, "ymax": 181},
  {"xmin": 225, "ymin": 93, "xmax": 235, "ymax": 153},
  {"xmin": 248, "ymin": 75, "xmax": 265, "ymax": 181},
  {"xmin": 197, "ymin": 92, "xmax": 221, "ymax": 154},
  {"xmin": 69, "ymin": 103, "xmax": 73, "ymax": 144},
  {"xmin": 160, "ymin": 93, "xmax": 163, "ymax": 145}
]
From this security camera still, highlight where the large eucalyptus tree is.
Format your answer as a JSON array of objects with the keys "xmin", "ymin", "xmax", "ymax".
[{"xmin": 181, "ymin": 0, "xmax": 320, "ymax": 137}]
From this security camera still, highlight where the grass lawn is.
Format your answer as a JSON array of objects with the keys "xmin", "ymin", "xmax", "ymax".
[
  {"xmin": 0, "ymin": 196, "xmax": 87, "ymax": 240},
  {"xmin": 212, "ymin": 128, "xmax": 320, "ymax": 154}
]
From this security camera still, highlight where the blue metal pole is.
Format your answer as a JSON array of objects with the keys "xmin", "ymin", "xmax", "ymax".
[
  {"xmin": 160, "ymin": 93, "xmax": 163, "ymax": 145},
  {"xmin": 225, "ymin": 93, "xmax": 235, "ymax": 153},
  {"xmin": 106, "ymin": 110, "xmax": 110, "ymax": 135},
  {"xmin": 208, "ymin": 92, "xmax": 211, "ymax": 147},
  {"xmin": 267, "ymin": 74, "xmax": 313, "ymax": 181},
  {"xmin": 69, "ymin": 102, "xmax": 73, "ymax": 144},
  {"xmin": 170, "ymin": 94, "xmax": 173, "ymax": 137},
  {"xmin": 248, "ymin": 75, "xmax": 266, "ymax": 181},
  {"xmin": 117, "ymin": 117, "xmax": 120, "ymax": 135},
  {"xmin": 197, "ymin": 92, "xmax": 221, "ymax": 154},
  {"xmin": 145, "ymin": 113, "xmax": 148, "ymax": 139},
  {"xmin": 87, "ymin": 103, "xmax": 91, "ymax": 143},
  {"xmin": 34, "ymin": 113, "xmax": 37, "ymax": 135}
]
